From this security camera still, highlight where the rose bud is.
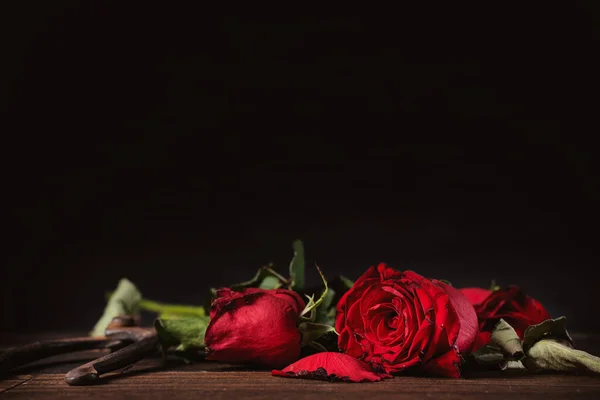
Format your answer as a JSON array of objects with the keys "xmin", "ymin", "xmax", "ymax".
[
  {"xmin": 336, "ymin": 263, "xmax": 478, "ymax": 378},
  {"xmin": 204, "ymin": 288, "xmax": 305, "ymax": 368},
  {"xmin": 459, "ymin": 286, "xmax": 551, "ymax": 350},
  {"xmin": 272, "ymin": 352, "xmax": 392, "ymax": 383}
]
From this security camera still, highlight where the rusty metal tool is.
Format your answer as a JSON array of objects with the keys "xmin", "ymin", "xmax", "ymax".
[{"xmin": 0, "ymin": 315, "xmax": 160, "ymax": 386}]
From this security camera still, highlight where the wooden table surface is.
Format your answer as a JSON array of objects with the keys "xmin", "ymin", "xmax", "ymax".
[{"xmin": 2, "ymin": 332, "xmax": 600, "ymax": 399}]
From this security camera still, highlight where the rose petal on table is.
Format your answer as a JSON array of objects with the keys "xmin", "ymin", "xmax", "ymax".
[{"xmin": 272, "ymin": 352, "xmax": 391, "ymax": 383}]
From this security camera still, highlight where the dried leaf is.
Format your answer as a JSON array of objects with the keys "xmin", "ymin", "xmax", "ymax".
[
  {"xmin": 525, "ymin": 340, "xmax": 600, "ymax": 374},
  {"xmin": 91, "ymin": 278, "xmax": 141, "ymax": 337},
  {"xmin": 522, "ymin": 316, "xmax": 600, "ymax": 374},
  {"xmin": 491, "ymin": 319, "xmax": 524, "ymax": 360}
]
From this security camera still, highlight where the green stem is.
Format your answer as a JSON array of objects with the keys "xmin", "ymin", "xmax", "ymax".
[{"xmin": 139, "ymin": 299, "xmax": 206, "ymax": 317}]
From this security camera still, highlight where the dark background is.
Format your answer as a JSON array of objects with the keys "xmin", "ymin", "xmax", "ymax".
[{"xmin": 2, "ymin": 3, "xmax": 599, "ymax": 334}]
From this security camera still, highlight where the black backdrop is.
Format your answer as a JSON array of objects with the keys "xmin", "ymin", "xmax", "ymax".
[{"xmin": 2, "ymin": 3, "xmax": 599, "ymax": 334}]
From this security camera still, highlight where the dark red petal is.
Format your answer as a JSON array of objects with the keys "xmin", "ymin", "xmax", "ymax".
[
  {"xmin": 268, "ymin": 289, "xmax": 306, "ymax": 315},
  {"xmin": 471, "ymin": 331, "xmax": 492, "ymax": 351},
  {"xmin": 400, "ymin": 270, "xmax": 431, "ymax": 287},
  {"xmin": 377, "ymin": 263, "xmax": 403, "ymax": 281},
  {"xmin": 477, "ymin": 287, "xmax": 520, "ymax": 318},
  {"xmin": 335, "ymin": 266, "xmax": 379, "ymax": 333},
  {"xmin": 530, "ymin": 297, "xmax": 551, "ymax": 321},
  {"xmin": 210, "ymin": 288, "xmax": 305, "ymax": 320},
  {"xmin": 459, "ymin": 288, "xmax": 492, "ymax": 306},
  {"xmin": 272, "ymin": 352, "xmax": 392, "ymax": 383},
  {"xmin": 420, "ymin": 347, "xmax": 462, "ymax": 378},
  {"xmin": 436, "ymin": 281, "xmax": 479, "ymax": 353},
  {"xmin": 210, "ymin": 288, "xmax": 245, "ymax": 319}
]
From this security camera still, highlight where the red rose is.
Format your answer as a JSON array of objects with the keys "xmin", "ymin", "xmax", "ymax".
[
  {"xmin": 459, "ymin": 286, "xmax": 551, "ymax": 350},
  {"xmin": 335, "ymin": 263, "xmax": 478, "ymax": 378},
  {"xmin": 205, "ymin": 288, "xmax": 305, "ymax": 368},
  {"xmin": 460, "ymin": 288, "xmax": 493, "ymax": 306}
]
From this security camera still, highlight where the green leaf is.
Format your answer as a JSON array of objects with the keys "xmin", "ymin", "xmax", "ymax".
[
  {"xmin": 289, "ymin": 240, "xmax": 305, "ymax": 290},
  {"xmin": 154, "ymin": 316, "xmax": 210, "ymax": 352},
  {"xmin": 314, "ymin": 287, "xmax": 336, "ymax": 325},
  {"xmin": 91, "ymin": 278, "xmax": 142, "ymax": 337},
  {"xmin": 339, "ymin": 275, "xmax": 354, "ymax": 290},
  {"xmin": 298, "ymin": 322, "xmax": 337, "ymax": 346},
  {"xmin": 219, "ymin": 265, "xmax": 288, "ymax": 293},
  {"xmin": 259, "ymin": 275, "xmax": 283, "ymax": 289},
  {"xmin": 491, "ymin": 319, "xmax": 524, "ymax": 360},
  {"xmin": 438, "ymin": 279, "xmax": 453, "ymax": 286},
  {"xmin": 308, "ymin": 341, "xmax": 328, "ymax": 352},
  {"xmin": 489, "ymin": 279, "xmax": 500, "ymax": 292},
  {"xmin": 300, "ymin": 264, "xmax": 328, "ymax": 321}
]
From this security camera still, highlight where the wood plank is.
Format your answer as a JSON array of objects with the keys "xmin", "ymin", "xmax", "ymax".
[
  {"xmin": 1, "ymin": 332, "xmax": 600, "ymax": 398},
  {"xmin": 2, "ymin": 371, "xmax": 600, "ymax": 399}
]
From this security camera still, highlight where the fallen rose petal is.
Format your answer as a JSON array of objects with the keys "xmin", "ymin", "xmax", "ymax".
[{"xmin": 272, "ymin": 352, "xmax": 392, "ymax": 383}]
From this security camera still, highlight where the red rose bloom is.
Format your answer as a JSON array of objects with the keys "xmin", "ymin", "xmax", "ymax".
[
  {"xmin": 336, "ymin": 264, "xmax": 478, "ymax": 378},
  {"xmin": 459, "ymin": 288, "xmax": 493, "ymax": 306},
  {"xmin": 205, "ymin": 288, "xmax": 305, "ymax": 368},
  {"xmin": 459, "ymin": 286, "xmax": 551, "ymax": 350}
]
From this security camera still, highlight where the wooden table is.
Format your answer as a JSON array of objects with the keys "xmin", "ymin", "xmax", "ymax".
[{"xmin": 2, "ymin": 332, "xmax": 600, "ymax": 399}]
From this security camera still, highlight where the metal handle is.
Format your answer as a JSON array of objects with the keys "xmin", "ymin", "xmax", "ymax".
[
  {"xmin": 65, "ymin": 327, "xmax": 158, "ymax": 385},
  {"xmin": 0, "ymin": 337, "xmax": 115, "ymax": 374}
]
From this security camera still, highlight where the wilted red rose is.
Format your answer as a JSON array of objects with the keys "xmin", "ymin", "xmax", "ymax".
[
  {"xmin": 272, "ymin": 352, "xmax": 391, "ymax": 382},
  {"xmin": 459, "ymin": 286, "xmax": 551, "ymax": 350},
  {"xmin": 205, "ymin": 288, "xmax": 305, "ymax": 368},
  {"xmin": 336, "ymin": 264, "xmax": 478, "ymax": 378},
  {"xmin": 460, "ymin": 288, "xmax": 493, "ymax": 306}
]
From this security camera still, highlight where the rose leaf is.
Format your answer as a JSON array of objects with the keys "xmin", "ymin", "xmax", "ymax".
[
  {"xmin": 491, "ymin": 319, "xmax": 524, "ymax": 360},
  {"xmin": 524, "ymin": 340, "xmax": 600, "ymax": 374},
  {"xmin": 470, "ymin": 344, "xmax": 508, "ymax": 369},
  {"xmin": 154, "ymin": 315, "xmax": 210, "ymax": 352},
  {"xmin": 314, "ymin": 287, "xmax": 336, "ymax": 325},
  {"xmin": 522, "ymin": 316, "xmax": 573, "ymax": 353},
  {"xmin": 259, "ymin": 275, "xmax": 283, "ymax": 289},
  {"xmin": 91, "ymin": 278, "xmax": 142, "ymax": 337},
  {"xmin": 489, "ymin": 279, "xmax": 501, "ymax": 292},
  {"xmin": 339, "ymin": 275, "xmax": 354, "ymax": 290},
  {"xmin": 521, "ymin": 316, "xmax": 600, "ymax": 374},
  {"xmin": 300, "ymin": 264, "xmax": 328, "ymax": 322},
  {"xmin": 503, "ymin": 360, "xmax": 526, "ymax": 370},
  {"xmin": 299, "ymin": 322, "xmax": 338, "ymax": 346},
  {"xmin": 210, "ymin": 264, "xmax": 288, "ymax": 296},
  {"xmin": 289, "ymin": 239, "xmax": 305, "ymax": 290}
]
